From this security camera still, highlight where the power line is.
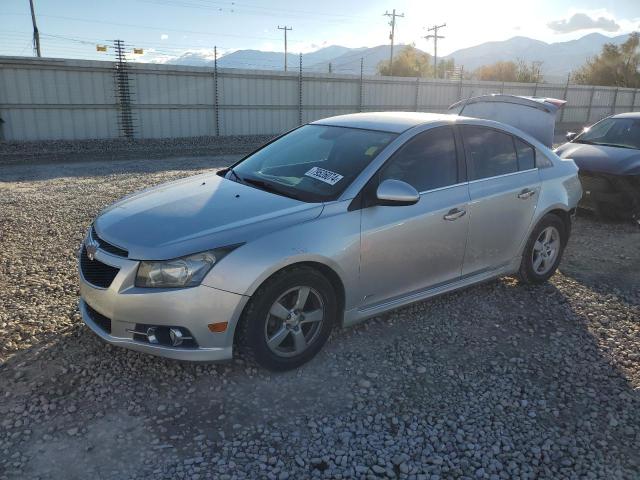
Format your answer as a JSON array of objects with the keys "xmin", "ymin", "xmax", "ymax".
[
  {"xmin": 277, "ymin": 25, "xmax": 292, "ymax": 72},
  {"xmin": 424, "ymin": 23, "xmax": 446, "ymax": 79},
  {"xmin": 4, "ymin": 13, "xmax": 282, "ymax": 42},
  {"xmin": 134, "ymin": 0, "xmax": 372, "ymax": 24},
  {"xmin": 383, "ymin": 9, "xmax": 404, "ymax": 76}
]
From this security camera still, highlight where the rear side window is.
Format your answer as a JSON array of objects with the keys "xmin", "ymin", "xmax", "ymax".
[
  {"xmin": 514, "ymin": 138, "xmax": 535, "ymax": 170},
  {"xmin": 380, "ymin": 127, "xmax": 458, "ymax": 192},
  {"xmin": 462, "ymin": 126, "xmax": 518, "ymax": 180}
]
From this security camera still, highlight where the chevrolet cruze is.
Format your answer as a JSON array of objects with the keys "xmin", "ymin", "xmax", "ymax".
[{"xmin": 79, "ymin": 111, "xmax": 581, "ymax": 370}]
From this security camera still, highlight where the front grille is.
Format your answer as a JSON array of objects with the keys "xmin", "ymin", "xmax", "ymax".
[
  {"xmin": 85, "ymin": 304, "xmax": 112, "ymax": 334},
  {"xmin": 92, "ymin": 226, "xmax": 128, "ymax": 258},
  {"xmin": 80, "ymin": 247, "xmax": 120, "ymax": 288}
]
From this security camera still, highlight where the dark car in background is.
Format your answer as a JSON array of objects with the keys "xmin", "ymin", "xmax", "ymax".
[{"xmin": 555, "ymin": 113, "xmax": 640, "ymax": 223}]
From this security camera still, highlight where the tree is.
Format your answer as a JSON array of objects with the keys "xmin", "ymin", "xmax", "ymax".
[
  {"xmin": 515, "ymin": 59, "xmax": 543, "ymax": 83},
  {"xmin": 573, "ymin": 32, "xmax": 640, "ymax": 87},
  {"xmin": 378, "ymin": 45, "xmax": 432, "ymax": 77},
  {"xmin": 474, "ymin": 59, "xmax": 543, "ymax": 83},
  {"xmin": 475, "ymin": 61, "xmax": 518, "ymax": 82},
  {"xmin": 437, "ymin": 58, "xmax": 456, "ymax": 79}
]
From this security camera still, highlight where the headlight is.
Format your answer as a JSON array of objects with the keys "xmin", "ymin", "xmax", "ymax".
[{"xmin": 135, "ymin": 247, "xmax": 236, "ymax": 288}]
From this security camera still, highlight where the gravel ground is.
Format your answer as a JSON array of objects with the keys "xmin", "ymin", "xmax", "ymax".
[
  {"xmin": 1, "ymin": 156, "xmax": 639, "ymax": 480},
  {"xmin": 0, "ymin": 136, "xmax": 272, "ymax": 166}
]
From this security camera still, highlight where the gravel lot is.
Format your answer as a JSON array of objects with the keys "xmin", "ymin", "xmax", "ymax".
[{"xmin": 1, "ymin": 155, "xmax": 639, "ymax": 479}]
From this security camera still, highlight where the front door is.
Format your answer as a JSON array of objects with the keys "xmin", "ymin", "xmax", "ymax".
[{"xmin": 359, "ymin": 126, "xmax": 470, "ymax": 308}]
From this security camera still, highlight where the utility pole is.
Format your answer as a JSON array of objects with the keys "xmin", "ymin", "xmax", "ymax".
[
  {"xmin": 425, "ymin": 23, "xmax": 446, "ymax": 79},
  {"xmin": 28, "ymin": 0, "xmax": 41, "ymax": 57},
  {"xmin": 383, "ymin": 9, "xmax": 404, "ymax": 75},
  {"xmin": 277, "ymin": 25, "xmax": 292, "ymax": 71}
]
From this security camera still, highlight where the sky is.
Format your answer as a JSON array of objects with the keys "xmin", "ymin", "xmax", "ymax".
[{"xmin": 1, "ymin": 0, "xmax": 640, "ymax": 62}]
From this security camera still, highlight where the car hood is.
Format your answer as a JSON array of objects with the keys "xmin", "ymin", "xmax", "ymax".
[
  {"xmin": 555, "ymin": 142, "xmax": 640, "ymax": 175},
  {"xmin": 94, "ymin": 172, "xmax": 323, "ymax": 260}
]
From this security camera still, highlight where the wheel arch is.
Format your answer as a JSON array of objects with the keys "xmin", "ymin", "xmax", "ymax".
[
  {"xmin": 536, "ymin": 205, "xmax": 573, "ymax": 245},
  {"xmin": 232, "ymin": 260, "xmax": 346, "ymax": 346}
]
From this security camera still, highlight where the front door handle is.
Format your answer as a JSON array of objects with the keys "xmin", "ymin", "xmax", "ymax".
[
  {"xmin": 443, "ymin": 208, "xmax": 466, "ymax": 221},
  {"xmin": 518, "ymin": 188, "xmax": 536, "ymax": 199}
]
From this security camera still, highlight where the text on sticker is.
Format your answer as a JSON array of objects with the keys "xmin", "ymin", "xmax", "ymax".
[{"xmin": 305, "ymin": 167, "xmax": 344, "ymax": 186}]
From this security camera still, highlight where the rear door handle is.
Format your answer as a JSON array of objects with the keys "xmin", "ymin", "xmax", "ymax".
[
  {"xmin": 518, "ymin": 188, "xmax": 536, "ymax": 199},
  {"xmin": 443, "ymin": 208, "xmax": 466, "ymax": 221}
]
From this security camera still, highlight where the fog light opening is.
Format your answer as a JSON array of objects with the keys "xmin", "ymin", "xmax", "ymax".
[
  {"xmin": 169, "ymin": 327, "xmax": 184, "ymax": 347},
  {"xmin": 146, "ymin": 327, "xmax": 158, "ymax": 344}
]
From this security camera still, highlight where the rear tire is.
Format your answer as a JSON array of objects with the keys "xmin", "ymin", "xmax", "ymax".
[
  {"xmin": 236, "ymin": 266, "xmax": 337, "ymax": 371},
  {"xmin": 518, "ymin": 214, "xmax": 567, "ymax": 284}
]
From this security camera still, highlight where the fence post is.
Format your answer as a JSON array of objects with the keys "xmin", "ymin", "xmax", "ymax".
[
  {"xmin": 298, "ymin": 53, "xmax": 303, "ymax": 125},
  {"xmin": 214, "ymin": 46, "xmax": 219, "ymax": 137},
  {"xmin": 414, "ymin": 76, "xmax": 420, "ymax": 111},
  {"xmin": 458, "ymin": 66, "xmax": 464, "ymax": 100},
  {"xmin": 560, "ymin": 73, "xmax": 570, "ymax": 123},
  {"xmin": 586, "ymin": 86, "xmax": 596, "ymax": 123},
  {"xmin": 532, "ymin": 82, "xmax": 538, "ymax": 97},
  {"xmin": 359, "ymin": 58, "xmax": 364, "ymax": 112},
  {"xmin": 632, "ymin": 89, "xmax": 639, "ymax": 111},
  {"xmin": 113, "ymin": 39, "xmax": 135, "ymax": 138},
  {"xmin": 611, "ymin": 87, "xmax": 619, "ymax": 115}
]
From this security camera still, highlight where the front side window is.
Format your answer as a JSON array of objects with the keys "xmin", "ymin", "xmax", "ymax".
[
  {"xmin": 231, "ymin": 125, "xmax": 397, "ymax": 202},
  {"xmin": 379, "ymin": 127, "xmax": 458, "ymax": 192},
  {"xmin": 462, "ymin": 126, "xmax": 518, "ymax": 180},
  {"xmin": 575, "ymin": 117, "xmax": 640, "ymax": 149}
]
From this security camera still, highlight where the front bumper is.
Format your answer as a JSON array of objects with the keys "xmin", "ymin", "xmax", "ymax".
[
  {"xmin": 78, "ymin": 248, "xmax": 249, "ymax": 361},
  {"xmin": 579, "ymin": 171, "xmax": 640, "ymax": 219}
]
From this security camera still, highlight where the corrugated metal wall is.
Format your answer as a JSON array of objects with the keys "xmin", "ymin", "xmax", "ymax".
[{"xmin": 1, "ymin": 56, "xmax": 639, "ymax": 141}]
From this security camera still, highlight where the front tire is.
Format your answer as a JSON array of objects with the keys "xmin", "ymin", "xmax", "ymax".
[
  {"xmin": 237, "ymin": 266, "xmax": 337, "ymax": 371},
  {"xmin": 518, "ymin": 214, "xmax": 567, "ymax": 284}
]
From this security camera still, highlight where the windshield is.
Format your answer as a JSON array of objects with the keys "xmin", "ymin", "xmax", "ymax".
[
  {"xmin": 229, "ymin": 124, "xmax": 397, "ymax": 202},
  {"xmin": 575, "ymin": 117, "xmax": 640, "ymax": 149}
]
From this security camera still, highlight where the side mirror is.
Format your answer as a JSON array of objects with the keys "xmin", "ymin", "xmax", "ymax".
[
  {"xmin": 375, "ymin": 179, "xmax": 420, "ymax": 206},
  {"xmin": 566, "ymin": 131, "xmax": 577, "ymax": 141}
]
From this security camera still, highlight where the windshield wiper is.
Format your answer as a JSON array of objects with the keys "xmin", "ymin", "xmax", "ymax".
[
  {"xmin": 591, "ymin": 142, "xmax": 638, "ymax": 150},
  {"xmin": 242, "ymin": 177, "xmax": 302, "ymax": 200},
  {"xmin": 575, "ymin": 140, "xmax": 638, "ymax": 149}
]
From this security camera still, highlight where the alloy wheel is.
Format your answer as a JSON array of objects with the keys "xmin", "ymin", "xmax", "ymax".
[
  {"xmin": 531, "ymin": 226, "xmax": 560, "ymax": 275},
  {"xmin": 264, "ymin": 286, "xmax": 325, "ymax": 358}
]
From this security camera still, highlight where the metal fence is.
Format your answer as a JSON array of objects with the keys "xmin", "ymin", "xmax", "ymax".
[{"xmin": 1, "ymin": 56, "xmax": 639, "ymax": 142}]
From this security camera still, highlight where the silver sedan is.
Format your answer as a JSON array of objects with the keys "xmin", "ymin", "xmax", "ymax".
[{"xmin": 78, "ymin": 112, "xmax": 582, "ymax": 370}]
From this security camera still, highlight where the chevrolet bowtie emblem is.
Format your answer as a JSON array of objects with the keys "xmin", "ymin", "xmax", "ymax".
[{"xmin": 85, "ymin": 238, "xmax": 99, "ymax": 261}]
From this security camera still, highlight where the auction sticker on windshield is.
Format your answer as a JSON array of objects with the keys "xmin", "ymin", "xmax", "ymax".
[{"xmin": 305, "ymin": 167, "xmax": 344, "ymax": 185}]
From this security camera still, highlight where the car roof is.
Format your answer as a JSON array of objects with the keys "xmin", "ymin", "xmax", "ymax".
[
  {"xmin": 311, "ymin": 111, "xmax": 459, "ymax": 133},
  {"xmin": 612, "ymin": 112, "xmax": 640, "ymax": 119}
]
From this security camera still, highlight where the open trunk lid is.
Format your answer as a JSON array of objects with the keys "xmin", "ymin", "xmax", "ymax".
[{"xmin": 448, "ymin": 94, "xmax": 566, "ymax": 148}]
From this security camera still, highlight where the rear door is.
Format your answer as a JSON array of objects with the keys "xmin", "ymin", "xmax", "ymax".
[
  {"xmin": 460, "ymin": 125, "xmax": 540, "ymax": 276},
  {"xmin": 359, "ymin": 126, "xmax": 470, "ymax": 307}
]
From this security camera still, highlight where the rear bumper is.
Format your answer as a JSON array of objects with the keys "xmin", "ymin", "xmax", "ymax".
[{"xmin": 78, "ymin": 248, "xmax": 250, "ymax": 362}]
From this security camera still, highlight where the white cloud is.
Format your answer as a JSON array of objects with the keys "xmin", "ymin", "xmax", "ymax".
[
  {"xmin": 548, "ymin": 12, "xmax": 620, "ymax": 33},
  {"xmin": 160, "ymin": 34, "xmax": 169, "ymax": 40}
]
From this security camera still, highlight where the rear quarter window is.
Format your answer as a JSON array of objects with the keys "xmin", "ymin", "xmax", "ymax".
[
  {"xmin": 536, "ymin": 150, "xmax": 554, "ymax": 168},
  {"xmin": 514, "ymin": 139, "xmax": 535, "ymax": 170}
]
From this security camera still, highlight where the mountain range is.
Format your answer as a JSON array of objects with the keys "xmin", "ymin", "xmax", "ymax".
[{"xmin": 165, "ymin": 32, "xmax": 632, "ymax": 81}]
